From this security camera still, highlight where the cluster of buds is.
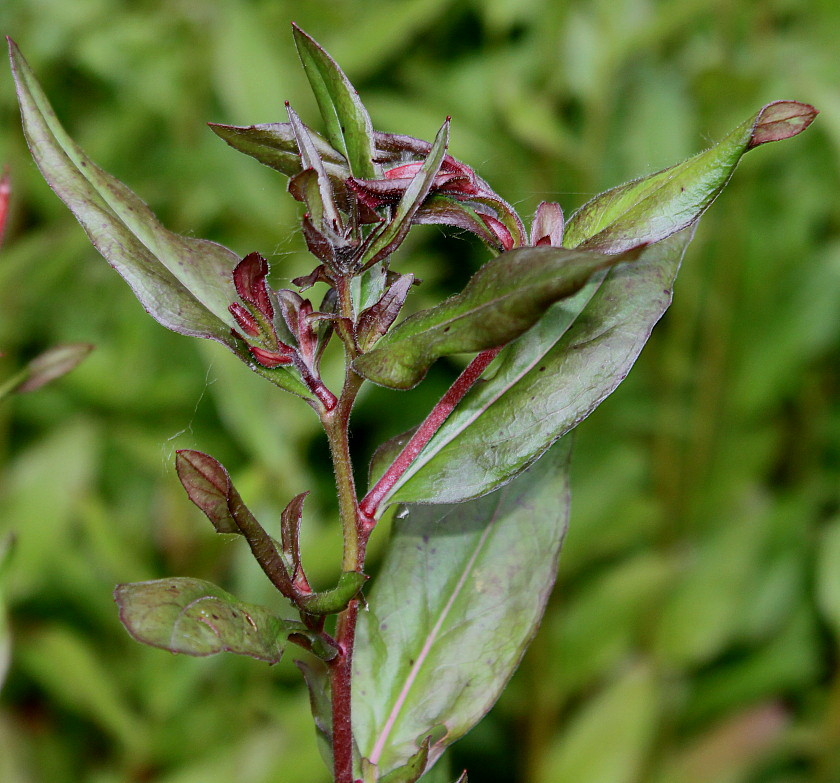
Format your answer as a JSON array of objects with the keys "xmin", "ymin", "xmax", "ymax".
[{"xmin": 228, "ymin": 251, "xmax": 336, "ymax": 409}]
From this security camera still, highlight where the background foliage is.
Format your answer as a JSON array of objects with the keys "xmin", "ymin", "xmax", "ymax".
[{"xmin": 0, "ymin": 1, "xmax": 838, "ymax": 781}]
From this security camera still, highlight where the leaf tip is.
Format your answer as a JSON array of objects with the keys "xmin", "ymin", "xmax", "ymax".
[{"xmin": 749, "ymin": 100, "xmax": 818, "ymax": 149}]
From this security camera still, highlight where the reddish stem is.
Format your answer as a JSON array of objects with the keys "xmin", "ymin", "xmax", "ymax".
[
  {"xmin": 331, "ymin": 599, "xmax": 359, "ymax": 783},
  {"xmin": 360, "ymin": 346, "xmax": 502, "ymax": 521},
  {"xmin": 0, "ymin": 169, "xmax": 10, "ymax": 249}
]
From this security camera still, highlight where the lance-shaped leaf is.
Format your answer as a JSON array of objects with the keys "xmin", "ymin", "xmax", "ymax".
[
  {"xmin": 564, "ymin": 100, "xmax": 817, "ymax": 252},
  {"xmin": 292, "ymin": 24, "xmax": 377, "ymax": 179},
  {"xmin": 0, "ymin": 343, "xmax": 92, "ymax": 400},
  {"xmin": 353, "ymin": 441, "xmax": 571, "ymax": 776},
  {"xmin": 208, "ymin": 121, "xmax": 348, "ymax": 177},
  {"xmin": 377, "ymin": 229, "xmax": 694, "ymax": 506},
  {"xmin": 175, "ymin": 450, "xmax": 293, "ymax": 593},
  {"xmin": 356, "ymin": 273, "xmax": 414, "ymax": 352},
  {"xmin": 8, "ymin": 39, "xmax": 242, "ymax": 346},
  {"xmin": 413, "ymin": 195, "xmax": 505, "ymax": 251},
  {"xmin": 287, "ymin": 103, "xmax": 343, "ymax": 231},
  {"xmin": 357, "ymin": 119, "xmax": 451, "ymax": 270},
  {"xmin": 353, "ymin": 243, "xmax": 640, "ymax": 390},
  {"xmin": 114, "ymin": 577, "xmax": 299, "ymax": 663}
]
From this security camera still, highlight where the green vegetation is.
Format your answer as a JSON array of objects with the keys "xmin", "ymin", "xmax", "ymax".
[{"xmin": 1, "ymin": 2, "xmax": 838, "ymax": 782}]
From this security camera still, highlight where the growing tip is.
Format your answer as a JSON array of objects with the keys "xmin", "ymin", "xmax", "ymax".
[{"xmin": 748, "ymin": 100, "xmax": 818, "ymax": 149}]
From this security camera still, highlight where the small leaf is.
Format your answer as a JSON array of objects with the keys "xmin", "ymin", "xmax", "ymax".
[
  {"xmin": 114, "ymin": 577, "xmax": 297, "ymax": 663},
  {"xmin": 281, "ymin": 491, "xmax": 310, "ymax": 591},
  {"xmin": 357, "ymin": 118, "xmax": 451, "ymax": 269},
  {"xmin": 175, "ymin": 450, "xmax": 293, "ymax": 594},
  {"xmin": 1, "ymin": 342, "xmax": 92, "ymax": 397},
  {"xmin": 353, "ymin": 244, "xmax": 639, "ymax": 390},
  {"xmin": 357, "ymin": 274, "xmax": 415, "ymax": 351},
  {"xmin": 287, "ymin": 103, "xmax": 343, "ymax": 231},
  {"xmin": 208, "ymin": 121, "xmax": 348, "ymax": 176},
  {"xmin": 379, "ymin": 229, "xmax": 694, "ymax": 505},
  {"xmin": 379, "ymin": 736, "xmax": 432, "ymax": 783},
  {"xmin": 413, "ymin": 195, "xmax": 505, "ymax": 251},
  {"xmin": 292, "ymin": 24, "xmax": 377, "ymax": 179},
  {"xmin": 530, "ymin": 201, "xmax": 564, "ymax": 246},
  {"xmin": 353, "ymin": 441, "xmax": 571, "ymax": 775},
  {"xmin": 563, "ymin": 100, "xmax": 817, "ymax": 252},
  {"xmin": 297, "ymin": 571, "xmax": 368, "ymax": 616},
  {"xmin": 8, "ymin": 40, "xmax": 240, "ymax": 346}
]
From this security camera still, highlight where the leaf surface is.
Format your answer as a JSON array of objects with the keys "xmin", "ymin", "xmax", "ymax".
[
  {"xmin": 292, "ymin": 25, "xmax": 377, "ymax": 179},
  {"xmin": 353, "ymin": 442, "xmax": 571, "ymax": 775},
  {"xmin": 379, "ymin": 229, "xmax": 693, "ymax": 505},
  {"xmin": 354, "ymin": 244, "xmax": 638, "ymax": 390},
  {"xmin": 8, "ymin": 40, "xmax": 240, "ymax": 346},
  {"xmin": 114, "ymin": 577, "xmax": 297, "ymax": 663},
  {"xmin": 563, "ymin": 101, "xmax": 816, "ymax": 252}
]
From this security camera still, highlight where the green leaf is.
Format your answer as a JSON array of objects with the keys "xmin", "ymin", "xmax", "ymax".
[
  {"xmin": 379, "ymin": 736, "xmax": 432, "ymax": 783},
  {"xmin": 564, "ymin": 101, "xmax": 817, "ymax": 252},
  {"xmin": 354, "ymin": 244, "xmax": 639, "ymax": 390},
  {"xmin": 379, "ymin": 229, "xmax": 694, "ymax": 505},
  {"xmin": 359, "ymin": 119, "xmax": 450, "ymax": 269},
  {"xmin": 296, "ymin": 659, "xmax": 333, "ymax": 770},
  {"xmin": 8, "ymin": 39, "xmax": 240, "ymax": 346},
  {"xmin": 353, "ymin": 441, "xmax": 571, "ymax": 775},
  {"xmin": 114, "ymin": 577, "xmax": 298, "ymax": 663},
  {"xmin": 292, "ymin": 24, "xmax": 377, "ymax": 179}
]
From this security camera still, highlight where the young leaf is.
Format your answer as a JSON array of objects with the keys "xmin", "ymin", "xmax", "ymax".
[
  {"xmin": 377, "ymin": 229, "xmax": 694, "ymax": 506},
  {"xmin": 563, "ymin": 101, "xmax": 817, "ymax": 252},
  {"xmin": 292, "ymin": 24, "xmax": 377, "ymax": 179},
  {"xmin": 114, "ymin": 577, "xmax": 298, "ymax": 663},
  {"xmin": 353, "ymin": 441, "xmax": 571, "ymax": 776},
  {"xmin": 356, "ymin": 274, "xmax": 415, "ymax": 352},
  {"xmin": 0, "ymin": 343, "xmax": 92, "ymax": 400},
  {"xmin": 379, "ymin": 736, "xmax": 432, "ymax": 783},
  {"xmin": 356, "ymin": 118, "xmax": 451, "ymax": 270},
  {"xmin": 353, "ymin": 244, "xmax": 640, "ymax": 390},
  {"xmin": 208, "ymin": 121, "xmax": 349, "ymax": 177},
  {"xmin": 8, "ymin": 39, "xmax": 241, "ymax": 346}
]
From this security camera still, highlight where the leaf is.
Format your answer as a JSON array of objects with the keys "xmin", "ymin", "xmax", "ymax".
[
  {"xmin": 379, "ymin": 736, "xmax": 432, "ymax": 783},
  {"xmin": 357, "ymin": 119, "xmax": 451, "ymax": 269},
  {"xmin": 357, "ymin": 274, "xmax": 415, "ymax": 352},
  {"xmin": 297, "ymin": 658, "xmax": 333, "ymax": 770},
  {"xmin": 114, "ymin": 577, "xmax": 298, "ymax": 663},
  {"xmin": 292, "ymin": 24, "xmax": 377, "ymax": 179},
  {"xmin": 208, "ymin": 121, "xmax": 348, "ymax": 177},
  {"xmin": 0, "ymin": 342, "xmax": 92, "ymax": 400},
  {"xmin": 8, "ymin": 39, "xmax": 240, "ymax": 346},
  {"xmin": 353, "ymin": 441, "xmax": 571, "ymax": 775},
  {"xmin": 377, "ymin": 228, "xmax": 694, "ymax": 505},
  {"xmin": 563, "ymin": 101, "xmax": 817, "ymax": 252},
  {"xmin": 353, "ymin": 243, "xmax": 639, "ymax": 390}
]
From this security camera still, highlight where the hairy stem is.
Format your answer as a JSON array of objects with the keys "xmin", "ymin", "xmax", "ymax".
[{"xmin": 359, "ymin": 346, "xmax": 502, "ymax": 521}]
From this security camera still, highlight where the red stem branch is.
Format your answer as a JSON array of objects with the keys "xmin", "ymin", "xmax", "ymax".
[{"xmin": 359, "ymin": 346, "xmax": 502, "ymax": 522}]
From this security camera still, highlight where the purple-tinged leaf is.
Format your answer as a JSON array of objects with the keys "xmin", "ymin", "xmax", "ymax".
[
  {"xmin": 379, "ymin": 229, "xmax": 694, "ymax": 506},
  {"xmin": 114, "ymin": 577, "xmax": 298, "ymax": 663},
  {"xmin": 287, "ymin": 104, "xmax": 343, "ymax": 231},
  {"xmin": 356, "ymin": 274, "xmax": 414, "ymax": 352},
  {"xmin": 356, "ymin": 119, "xmax": 451, "ymax": 270},
  {"xmin": 293, "ymin": 264, "xmax": 334, "ymax": 290},
  {"xmin": 292, "ymin": 24, "xmax": 377, "ymax": 180},
  {"xmin": 233, "ymin": 252, "xmax": 274, "ymax": 321},
  {"xmin": 208, "ymin": 121, "xmax": 348, "ymax": 176},
  {"xmin": 175, "ymin": 450, "xmax": 293, "ymax": 594},
  {"xmin": 3, "ymin": 343, "xmax": 93, "ymax": 396},
  {"xmin": 281, "ymin": 491, "xmax": 310, "ymax": 592},
  {"xmin": 530, "ymin": 201, "xmax": 564, "ymax": 246},
  {"xmin": 353, "ymin": 243, "xmax": 641, "ymax": 390},
  {"xmin": 564, "ymin": 101, "xmax": 817, "ymax": 252},
  {"xmin": 8, "ymin": 40, "xmax": 241, "ymax": 347},
  {"xmin": 413, "ymin": 195, "xmax": 505, "ymax": 251},
  {"xmin": 353, "ymin": 442, "xmax": 571, "ymax": 775}
]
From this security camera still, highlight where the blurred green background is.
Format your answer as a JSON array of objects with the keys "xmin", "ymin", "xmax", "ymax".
[{"xmin": 1, "ymin": 0, "xmax": 838, "ymax": 781}]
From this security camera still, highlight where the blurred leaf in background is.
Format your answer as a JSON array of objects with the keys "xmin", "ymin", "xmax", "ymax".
[{"xmin": 0, "ymin": 0, "xmax": 838, "ymax": 781}]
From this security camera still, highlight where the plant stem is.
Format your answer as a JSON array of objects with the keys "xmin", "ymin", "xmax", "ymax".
[{"xmin": 359, "ymin": 346, "xmax": 502, "ymax": 521}]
